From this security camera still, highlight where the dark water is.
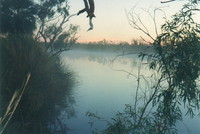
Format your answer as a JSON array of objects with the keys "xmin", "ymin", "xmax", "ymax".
[{"xmin": 62, "ymin": 50, "xmax": 200, "ymax": 134}]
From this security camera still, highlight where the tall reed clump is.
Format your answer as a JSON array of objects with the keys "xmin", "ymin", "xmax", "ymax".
[{"xmin": 0, "ymin": 34, "xmax": 75, "ymax": 134}]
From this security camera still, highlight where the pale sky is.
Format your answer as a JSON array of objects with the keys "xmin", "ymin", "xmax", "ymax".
[{"xmin": 68, "ymin": 0, "xmax": 189, "ymax": 43}]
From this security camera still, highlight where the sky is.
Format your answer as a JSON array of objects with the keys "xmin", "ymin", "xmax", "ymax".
[{"xmin": 68, "ymin": 0, "xmax": 189, "ymax": 43}]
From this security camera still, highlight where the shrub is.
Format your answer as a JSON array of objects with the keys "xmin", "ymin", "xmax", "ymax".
[{"xmin": 0, "ymin": 34, "xmax": 75, "ymax": 134}]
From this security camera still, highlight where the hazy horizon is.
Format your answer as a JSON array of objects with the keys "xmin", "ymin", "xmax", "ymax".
[{"xmin": 68, "ymin": 0, "xmax": 189, "ymax": 43}]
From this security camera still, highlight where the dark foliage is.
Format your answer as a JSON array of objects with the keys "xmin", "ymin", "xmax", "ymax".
[
  {"xmin": 36, "ymin": 0, "xmax": 69, "ymax": 21},
  {"xmin": 0, "ymin": 0, "xmax": 70, "ymax": 35},
  {"xmin": 145, "ymin": 1, "xmax": 200, "ymax": 133},
  {"xmin": 0, "ymin": 0, "xmax": 77, "ymax": 133},
  {"xmin": 86, "ymin": 1, "xmax": 200, "ymax": 134},
  {"xmin": 0, "ymin": 35, "xmax": 75, "ymax": 134},
  {"xmin": 151, "ymin": 1, "xmax": 200, "ymax": 111},
  {"xmin": 0, "ymin": 0, "xmax": 37, "ymax": 34}
]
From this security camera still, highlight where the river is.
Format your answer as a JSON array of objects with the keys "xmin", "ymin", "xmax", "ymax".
[{"xmin": 61, "ymin": 49, "xmax": 200, "ymax": 134}]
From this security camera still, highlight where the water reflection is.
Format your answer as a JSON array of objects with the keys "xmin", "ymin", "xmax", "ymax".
[
  {"xmin": 61, "ymin": 50, "xmax": 200, "ymax": 134},
  {"xmin": 63, "ymin": 50, "xmax": 138, "ymax": 65}
]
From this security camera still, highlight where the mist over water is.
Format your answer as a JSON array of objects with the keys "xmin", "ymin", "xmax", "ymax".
[{"xmin": 61, "ymin": 49, "xmax": 200, "ymax": 134}]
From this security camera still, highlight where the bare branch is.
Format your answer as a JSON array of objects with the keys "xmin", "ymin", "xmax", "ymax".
[
  {"xmin": 161, "ymin": 0, "xmax": 176, "ymax": 3},
  {"xmin": 126, "ymin": 10, "xmax": 156, "ymax": 41}
]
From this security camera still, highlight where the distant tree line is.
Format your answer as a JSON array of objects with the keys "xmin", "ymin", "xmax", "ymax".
[
  {"xmin": 87, "ymin": 1, "xmax": 200, "ymax": 134},
  {"xmin": 71, "ymin": 40, "xmax": 151, "ymax": 53}
]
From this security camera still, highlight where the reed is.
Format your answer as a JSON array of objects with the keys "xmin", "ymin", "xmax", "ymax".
[
  {"xmin": 0, "ymin": 73, "xmax": 31, "ymax": 134},
  {"xmin": 0, "ymin": 35, "xmax": 75, "ymax": 134}
]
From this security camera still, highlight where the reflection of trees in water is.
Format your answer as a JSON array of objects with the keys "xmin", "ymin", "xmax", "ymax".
[
  {"xmin": 131, "ymin": 60, "xmax": 138, "ymax": 67},
  {"xmin": 87, "ymin": 53, "xmax": 140, "ymax": 68},
  {"xmin": 63, "ymin": 50, "xmax": 141, "ymax": 67},
  {"xmin": 87, "ymin": 1, "xmax": 200, "ymax": 134},
  {"xmin": 88, "ymin": 56, "xmax": 110, "ymax": 65}
]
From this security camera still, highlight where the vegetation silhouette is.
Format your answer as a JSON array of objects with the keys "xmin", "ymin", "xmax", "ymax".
[
  {"xmin": 0, "ymin": 0, "xmax": 78, "ymax": 133},
  {"xmin": 86, "ymin": 1, "xmax": 200, "ymax": 134}
]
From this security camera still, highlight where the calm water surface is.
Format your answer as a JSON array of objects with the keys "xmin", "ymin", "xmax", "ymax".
[{"xmin": 61, "ymin": 50, "xmax": 200, "ymax": 134}]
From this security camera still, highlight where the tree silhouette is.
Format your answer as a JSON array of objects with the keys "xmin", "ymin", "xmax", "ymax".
[{"xmin": 0, "ymin": 0, "xmax": 37, "ymax": 34}]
